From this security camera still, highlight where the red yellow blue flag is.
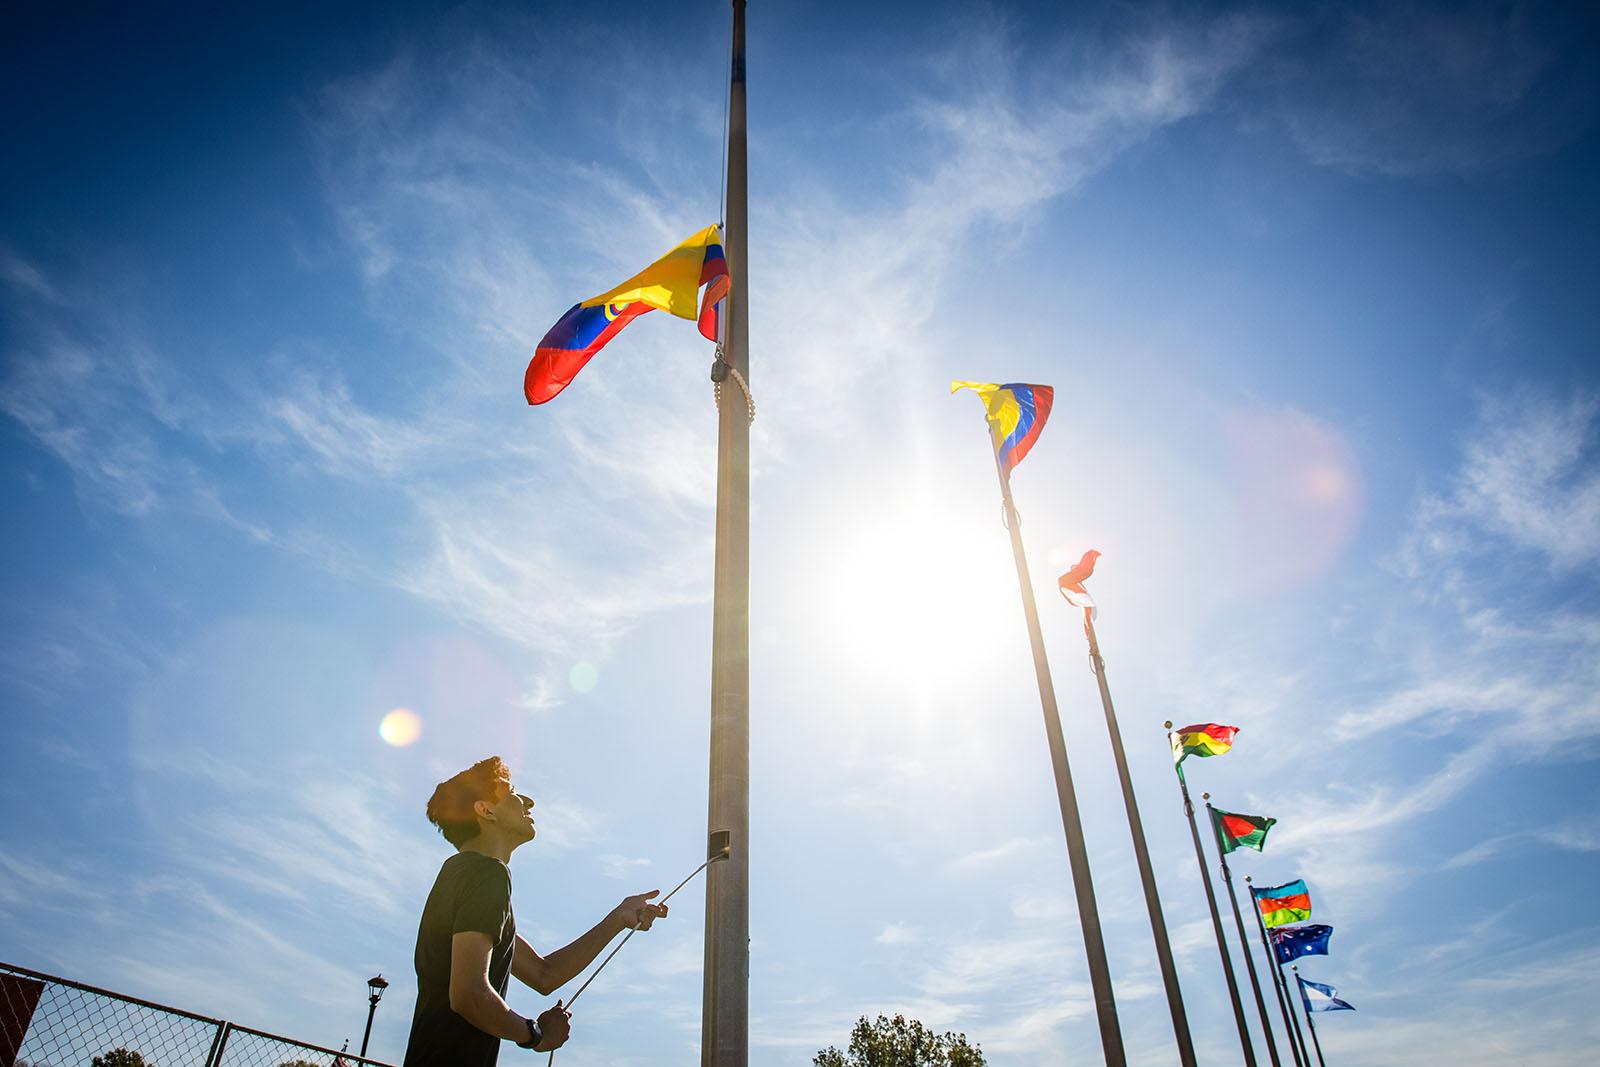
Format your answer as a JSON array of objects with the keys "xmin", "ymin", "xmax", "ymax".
[
  {"xmin": 950, "ymin": 381, "xmax": 1055, "ymax": 479},
  {"xmin": 525, "ymin": 225, "xmax": 727, "ymax": 405}
]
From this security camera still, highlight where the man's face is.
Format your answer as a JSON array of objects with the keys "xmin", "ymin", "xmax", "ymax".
[{"xmin": 484, "ymin": 786, "xmax": 537, "ymax": 843}]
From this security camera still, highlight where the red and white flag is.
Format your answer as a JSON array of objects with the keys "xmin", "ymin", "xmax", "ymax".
[{"xmin": 1057, "ymin": 549, "xmax": 1101, "ymax": 620}]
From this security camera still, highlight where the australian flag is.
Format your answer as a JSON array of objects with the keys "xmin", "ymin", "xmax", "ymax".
[{"xmin": 1271, "ymin": 924, "xmax": 1333, "ymax": 965}]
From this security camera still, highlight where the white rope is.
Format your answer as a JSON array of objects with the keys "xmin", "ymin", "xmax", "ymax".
[
  {"xmin": 712, "ymin": 351, "xmax": 755, "ymax": 425},
  {"xmin": 546, "ymin": 854, "xmax": 723, "ymax": 1064}
]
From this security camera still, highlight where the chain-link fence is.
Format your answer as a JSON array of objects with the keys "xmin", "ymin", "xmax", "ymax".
[{"xmin": 1, "ymin": 962, "xmax": 395, "ymax": 1067}]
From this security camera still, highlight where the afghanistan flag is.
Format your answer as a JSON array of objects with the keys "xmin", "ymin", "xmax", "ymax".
[
  {"xmin": 1270, "ymin": 924, "xmax": 1332, "ymax": 965},
  {"xmin": 1296, "ymin": 975, "xmax": 1355, "ymax": 1013},
  {"xmin": 1252, "ymin": 878, "xmax": 1312, "ymax": 927},
  {"xmin": 1213, "ymin": 807, "xmax": 1275, "ymax": 853},
  {"xmin": 1171, "ymin": 723, "xmax": 1238, "ymax": 766}
]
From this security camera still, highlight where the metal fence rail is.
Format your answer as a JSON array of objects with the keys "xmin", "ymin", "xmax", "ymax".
[{"xmin": 1, "ymin": 963, "xmax": 395, "ymax": 1067}]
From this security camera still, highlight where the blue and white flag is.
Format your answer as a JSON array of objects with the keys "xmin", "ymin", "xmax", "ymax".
[{"xmin": 1297, "ymin": 975, "xmax": 1355, "ymax": 1013}]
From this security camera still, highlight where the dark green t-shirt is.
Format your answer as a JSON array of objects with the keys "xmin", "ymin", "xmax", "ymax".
[{"xmin": 403, "ymin": 852, "xmax": 517, "ymax": 1067}]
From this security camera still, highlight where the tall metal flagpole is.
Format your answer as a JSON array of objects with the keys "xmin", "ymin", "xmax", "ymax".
[
  {"xmin": 703, "ymin": 1, "xmax": 750, "ymax": 1063},
  {"xmin": 1291, "ymin": 968, "xmax": 1328, "ymax": 1067},
  {"xmin": 1246, "ymin": 876, "xmax": 1310, "ymax": 1067},
  {"xmin": 993, "ymin": 463, "xmax": 1126, "ymax": 1067},
  {"xmin": 1280, "ymin": 959, "xmax": 1314, "ymax": 1067},
  {"xmin": 1204, "ymin": 797, "xmax": 1284, "ymax": 1067},
  {"xmin": 1165, "ymin": 724, "xmax": 1258, "ymax": 1067},
  {"xmin": 1080, "ymin": 615, "xmax": 1196, "ymax": 1067}
]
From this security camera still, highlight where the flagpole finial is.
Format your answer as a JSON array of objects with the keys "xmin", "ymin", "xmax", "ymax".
[
  {"xmin": 1202, "ymin": 792, "xmax": 1210, "ymax": 801},
  {"xmin": 1245, "ymin": 875, "xmax": 1253, "ymax": 883},
  {"xmin": 1163, "ymin": 720, "xmax": 1173, "ymax": 729}
]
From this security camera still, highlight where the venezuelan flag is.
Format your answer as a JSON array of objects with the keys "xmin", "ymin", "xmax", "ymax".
[
  {"xmin": 1252, "ymin": 878, "xmax": 1313, "ymax": 928},
  {"xmin": 1171, "ymin": 722, "xmax": 1238, "ymax": 765},
  {"xmin": 525, "ymin": 225, "xmax": 726, "ymax": 405},
  {"xmin": 950, "ymin": 381, "xmax": 1055, "ymax": 478}
]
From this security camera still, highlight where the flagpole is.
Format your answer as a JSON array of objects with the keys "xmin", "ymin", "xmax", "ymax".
[
  {"xmin": 1204, "ymin": 797, "xmax": 1285, "ymax": 1067},
  {"xmin": 1081, "ymin": 616, "xmax": 1196, "ymax": 1067},
  {"xmin": 1242, "ymin": 876, "xmax": 1306, "ymax": 1067},
  {"xmin": 1278, "ymin": 959, "xmax": 1312, "ymax": 1067},
  {"xmin": 703, "ymin": 1, "xmax": 750, "ymax": 1064},
  {"xmin": 1165, "ymin": 725, "xmax": 1257, "ymax": 1067},
  {"xmin": 1291, "ymin": 968, "xmax": 1328, "ymax": 1067},
  {"xmin": 994, "ymin": 464, "xmax": 1126, "ymax": 1067}
]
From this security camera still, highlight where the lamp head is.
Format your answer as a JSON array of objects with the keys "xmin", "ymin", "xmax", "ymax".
[{"xmin": 368, "ymin": 974, "xmax": 389, "ymax": 1001}]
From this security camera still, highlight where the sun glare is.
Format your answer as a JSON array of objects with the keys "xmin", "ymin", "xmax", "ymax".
[
  {"xmin": 378, "ymin": 707, "xmax": 424, "ymax": 746},
  {"xmin": 801, "ymin": 495, "xmax": 1013, "ymax": 707}
]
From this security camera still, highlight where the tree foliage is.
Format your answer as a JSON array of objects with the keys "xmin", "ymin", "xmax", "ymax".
[
  {"xmin": 91, "ymin": 1050, "xmax": 147, "ymax": 1067},
  {"xmin": 814, "ymin": 1014, "xmax": 986, "ymax": 1067}
]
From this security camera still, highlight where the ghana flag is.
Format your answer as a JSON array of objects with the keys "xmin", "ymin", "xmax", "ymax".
[
  {"xmin": 1212, "ymin": 807, "xmax": 1276, "ymax": 853},
  {"xmin": 1171, "ymin": 723, "xmax": 1238, "ymax": 766},
  {"xmin": 1252, "ymin": 878, "xmax": 1312, "ymax": 927}
]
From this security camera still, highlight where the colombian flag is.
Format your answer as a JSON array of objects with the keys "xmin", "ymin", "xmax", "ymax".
[
  {"xmin": 525, "ymin": 225, "xmax": 728, "ymax": 404},
  {"xmin": 1171, "ymin": 723, "xmax": 1238, "ymax": 766},
  {"xmin": 1252, "ymin": 878, "xmax": 1313, "ymax": 927},
  {"xmin": 950, "ymin": 381, "xmax": 1055, "ymax": 479}
]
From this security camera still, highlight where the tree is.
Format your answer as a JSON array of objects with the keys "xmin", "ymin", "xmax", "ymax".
[
  {"xmin": 91, "ymin": 1050, "xmax": 146, "ymax": 1067},
  {"xmin": 814, "ymin": 1014, "xmax": 986, "ymax": 1067},
  {"xmin": 277, "ymin": 1060, "xmax": 324, "ymax": 1067}
]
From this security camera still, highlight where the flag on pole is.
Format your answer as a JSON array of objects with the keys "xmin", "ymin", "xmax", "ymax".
[
  {"xmin": 1057, "ymin": 549, "xmax": 1100, "ymax": 620},
  {"xmin": 950, "ymin": 381, "xmax": 1055, "ymax": 479},
  {"xmin": 1269, "ymin": 924, "xmax": 1332, "ymax": 964},
  {"xmin": 1212, "ymin": 807, "xmax": 1276, "ymax": 853},
  {"xmin": 526, "ymin": 225, "xmax": 728, "ymax": 404},
  {"xmin": 1171, "ymin": 723, "xmax": 1238, "ymax": 766},
  {"xmin": 1296, "ymin": 975, "xmax": 1355, "ymax": 1013},
  {"xmin": 1252, "ymin": 879, "xmax": 1312, "ymax": 927}
]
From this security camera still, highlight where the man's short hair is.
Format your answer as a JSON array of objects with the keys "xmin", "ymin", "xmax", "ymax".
[{"xmin": 426, "ymin": 757, "xmax": 512, "ymax": 846}]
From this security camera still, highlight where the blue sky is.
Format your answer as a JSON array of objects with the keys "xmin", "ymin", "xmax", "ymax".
[{"xmin": 3, "ymin": 2, "xmax": 1598, "ymax": 1065}]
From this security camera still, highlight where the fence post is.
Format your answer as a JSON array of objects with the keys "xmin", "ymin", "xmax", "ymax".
[{"xmin": 203, "ymin": 1021, "xmax": 230, "ymax": 1067}]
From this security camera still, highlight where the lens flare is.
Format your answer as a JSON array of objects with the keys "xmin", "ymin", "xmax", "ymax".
[
  {"xmin": 378, "ymin": 707, "xmax": 423, "ymax": 746},
  {"xmin": 1227, "ymin": 408, "xmax": 1364, "ymax": 593},
  {"xmin": 570, "ymin": 662, "xmax": 598, "ymax": 693}
]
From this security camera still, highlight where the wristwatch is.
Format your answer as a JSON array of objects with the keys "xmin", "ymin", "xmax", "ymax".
[{"xmin": 517, "ymin": 1016, "xmax": 543, "ymax": 1050}]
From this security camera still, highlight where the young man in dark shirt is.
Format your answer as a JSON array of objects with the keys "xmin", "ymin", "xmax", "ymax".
[{"xmin": 403, "ymin": 757, "xmax": 668, "ymax": 1066}]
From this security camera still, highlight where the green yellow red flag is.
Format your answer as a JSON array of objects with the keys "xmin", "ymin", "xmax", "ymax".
[{"xmin": 1171, "ymin": 723, "xmax": 1238, "ymax": 766}]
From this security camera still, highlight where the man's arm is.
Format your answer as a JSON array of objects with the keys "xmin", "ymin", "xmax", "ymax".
[
  {"xmin": 450, "ymin": 931, "xmax": 570, "ymax": 1051},
  {"xmin": 513, "ymin": 891, "xmax": 667, "ymax": 995}
]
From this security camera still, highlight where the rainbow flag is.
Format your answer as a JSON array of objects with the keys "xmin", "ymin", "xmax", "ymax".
[
  {"xmin": 1171, "ymin": 723, "xmax": 1238, "ymax": 766},
  {"xmin": 525, "ymin": 225, "xmax": 727, "ymax": 404},
  {"xmin": 1252, "ymin": 878, "xmax": 1312, "ymax": 927},
  {"xmin": 950, "ymin": 381, "xmax": 1055, "ymax": 479},
  {"xmin": 1212, "ymin": 807, "xmax": 1275, "ymax": 854}
]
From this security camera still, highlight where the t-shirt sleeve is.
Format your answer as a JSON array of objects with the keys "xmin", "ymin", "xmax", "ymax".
[{"xmin": 453, "ymin": 862, "xmax": 511, "ymax": 937}]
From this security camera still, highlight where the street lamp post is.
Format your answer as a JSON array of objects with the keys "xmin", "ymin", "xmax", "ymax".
[{"xmin": 360, "ymin": 974, "xmax": 388, "ymax": 1059}]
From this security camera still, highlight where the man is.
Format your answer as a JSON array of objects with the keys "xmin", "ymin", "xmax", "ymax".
[{"xmin": 403, "ymin": 756, "xmax": 667, "ymax": 1065}]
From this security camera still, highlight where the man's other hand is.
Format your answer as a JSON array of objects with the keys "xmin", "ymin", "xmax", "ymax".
[
  {"xmin": 613, "ymin": 889, "xmax": 668, "ymax": 931},
  {"xmin": 533, "ymin": 1000, "xmax": 570, "ymax": 1052}
]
